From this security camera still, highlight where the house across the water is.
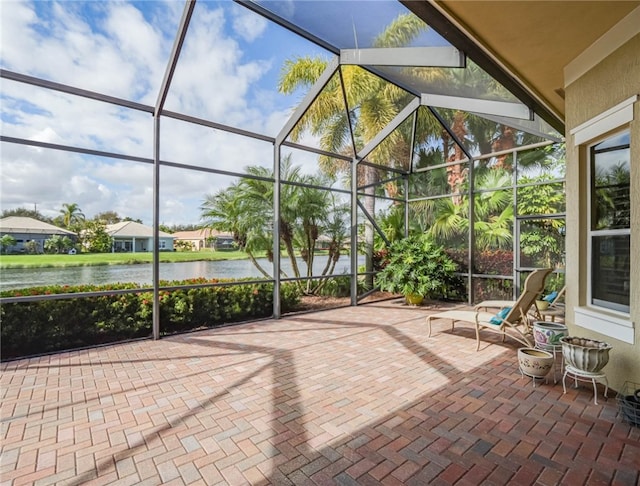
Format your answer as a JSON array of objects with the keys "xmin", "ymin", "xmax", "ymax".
[
  {"xmin": 106, "ymin": 221, "xmax": 174, "ymax": 252},
  {"xmin": 0, "ymin": 216, "xmax": 76, "ymax": 253},
  {"xmin": 173, "ymin": 229, "xmax": 235, "ymax": 251}
]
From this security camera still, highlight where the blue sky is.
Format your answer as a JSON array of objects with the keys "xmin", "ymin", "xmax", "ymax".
[
  {"xmin": 1, "ymin": 0, "xmax": 561, "ymax": 229},
  {"xmin": 1, "ymin": 0, "xmax": 348, "ymax": 225},
  {"xmin": 1, "ymin": 1, "xmax": 559, "ymax": 228}
]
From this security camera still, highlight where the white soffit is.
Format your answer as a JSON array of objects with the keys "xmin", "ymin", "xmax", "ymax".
[{"xmin": 564, "ymin": 6, "xmax": 640, "ymax": 87}]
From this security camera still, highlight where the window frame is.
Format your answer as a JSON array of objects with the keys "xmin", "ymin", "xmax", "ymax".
[
  {"xmin": 571, "ymin": 95, "xmax": 636, "ymax": 343},
  {"xmin": 586, "ymin": 130, "xmax": 630, "ymax": 315}
]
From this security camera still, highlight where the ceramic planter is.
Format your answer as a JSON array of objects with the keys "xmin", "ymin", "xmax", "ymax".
[
  {"xmin": 518, "ymin": 347, "xmax": 554, "ymax": 378},
  {"xmin": 405, "ymin": 293, "xmax": 424, "ymax": 306},
  {"xmin": 535, "ymin": 300, "xmax": 550, "ymax": 311},
  {"xmin": 533, "ymin": 321, "xmax": 568, "ymax": 347},
  {"xmin": 560, "ymin": 337, "xmax": 612, "ymax": 374}
]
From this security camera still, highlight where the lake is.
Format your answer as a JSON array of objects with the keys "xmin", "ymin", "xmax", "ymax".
[{"xmin": 0, "ymin": 256, "xmax": 362, "ymax": 290}]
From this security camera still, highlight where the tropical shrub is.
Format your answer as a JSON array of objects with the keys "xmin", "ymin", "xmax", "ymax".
[
  {"xmin": 24, "ymin": 241, "xmax": 40, "ymax": 254},
  {"xmin": 315, "ymin": 275, "xmax": 351, "ymax": 297},
  {"xmin": 375, "ymin": 234, "xmax": 464, "ymax": 300},
  {"xmin": 1, "ymin": 279, "xmax": 301, "ymax": 360},
  {"xmin": 0, "ymin": 235, "xmax": 17, "ymax": 254},
  {"xmin": 44, "ymin": 235, "xmax": 75, "ymax": 254}
]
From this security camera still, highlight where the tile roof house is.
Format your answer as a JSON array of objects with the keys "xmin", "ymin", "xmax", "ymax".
[
  {"xmin": 106, "ymin": 221, "xmax": 174, "ymax": 252},
  {"xmin": 172, "ymin": 228, "xmax": 235, "ymax": 251},
  {"xmin": 0, "ymin": 216, "xmax": 76, "ymax": 253}
]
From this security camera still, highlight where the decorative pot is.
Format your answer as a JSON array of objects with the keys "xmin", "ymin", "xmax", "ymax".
[
  {"xmin": 517, "ymin": 347, "xmax": 554, "ymax": 378},
  {"xmin": 533, "ymin": 321, "xmax": 568, "ymax": 347},
  {"xmin": 560, "ymin": 337, "xmax": 612, "ymax": 374},
  {"xmin": 405, "ymin": 293, "xmax": 424, "ymax": 306},
  {"xmin": 536, "ymin": 300, "xmax": 550, "ymax": 311}
]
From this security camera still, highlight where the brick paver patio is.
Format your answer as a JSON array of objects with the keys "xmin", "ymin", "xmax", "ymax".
[{"xmin": 2, "ymin": 300, "xmax": 638, "ymax": 485}]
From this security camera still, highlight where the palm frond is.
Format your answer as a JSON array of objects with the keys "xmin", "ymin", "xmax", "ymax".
[{"xmin": 372, "ymin": 13, "xmax": 428, "ymax": 48}]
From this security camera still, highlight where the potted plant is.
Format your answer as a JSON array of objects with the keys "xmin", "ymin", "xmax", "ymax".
[
  {"xmin": 374, "ymin": 233, "xmax": 461, "ymax": 305},
  {"xmin": 560, "ymin": 336, "xmax": 612, "ymax": 374}
]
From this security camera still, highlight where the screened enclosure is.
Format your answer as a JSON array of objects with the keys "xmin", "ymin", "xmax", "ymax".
[{"xmin": 0, "ymin": 0, "xmax": 565, "ymax": 358}]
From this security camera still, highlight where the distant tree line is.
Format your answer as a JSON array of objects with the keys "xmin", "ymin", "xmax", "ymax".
[{"xmin": 1, "ymin": 207, "xmax": 142, "ymax": 228}]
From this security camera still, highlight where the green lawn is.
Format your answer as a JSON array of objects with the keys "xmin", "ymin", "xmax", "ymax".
[{"xmin": 0, "ymin": 250, "xmax": 255, "ymax": 268}]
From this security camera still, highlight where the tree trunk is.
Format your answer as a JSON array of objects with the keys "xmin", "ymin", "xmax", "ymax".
[
  {"xmin": 492, "ymin": 125, "xmax": 515, "ymax": 169},
  {"xmin": 246, "ymin": 251, "xmax": 272, "ymax": 279},
  {"xmin": 447, "ymin": 111, "xmax": 468, "ymax": 205},
  {"xmin": 280, "ymin": 220, "xmax": 301, "ymax": 279}
]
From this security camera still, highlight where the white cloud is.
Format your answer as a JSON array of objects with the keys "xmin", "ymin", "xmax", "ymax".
[
  {"xmin": 1, "ymin": 144, "xmax": 84, "ymax": 219},
  {"xmin": 162, "ymin": 4, "xmax": 275, "ymax": 132},
  {"xmin": 0, "ymin": 1, "xmax": 175, "ymax": 101},
  {"xmin": 30, "ymin": 126, "xmax": 60, "ymax": 144},
  {"xmin": 1, "ymin": 0, "xmax": 329, "ymax": 226},
  {"xmin": 231, "ymin": 4, "xmax": 268, "ymax": 42},
  {"xmin": 2, "ymin": 80, "xmax": 154, "ymax": 157},
  {"xmin": 102, "ymin": 2, "xmax": 170, "ymax": 102}
]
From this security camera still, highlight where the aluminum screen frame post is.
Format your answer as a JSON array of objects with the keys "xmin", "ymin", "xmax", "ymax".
[
  {"xmin": 350, "ymin": 157, "xmax": 359, "ymax": 306},
  {"xmin": 151, "ymin": 0, "xmax": 196, "ymax": 340},
  {"xmin": 273, "ymin": 143, "xmax": 282, "ymax": 318}
]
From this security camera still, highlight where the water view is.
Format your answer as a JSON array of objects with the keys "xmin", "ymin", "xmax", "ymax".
[{"xmin": 0, "ymin": 256, "xmax": 361, "ymax": 291}]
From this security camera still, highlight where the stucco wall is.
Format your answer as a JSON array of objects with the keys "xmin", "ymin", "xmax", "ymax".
[{"xmin": 565, "ymin": 34, "xmax": 640, "ymax": 391}]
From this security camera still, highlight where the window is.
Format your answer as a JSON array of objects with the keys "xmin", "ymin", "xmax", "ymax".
[{"xmin": 588, "ymin": 131, "xmax": 630, "ymax": 313}]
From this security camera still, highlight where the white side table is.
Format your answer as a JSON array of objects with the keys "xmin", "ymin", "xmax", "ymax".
[
  {"xmin": 539, "ymin": 308, "xmax": 565, "ymax": 322},
  {"xmin": 562, "ymin": 365, "xmax": 609, "ymax": 405}
]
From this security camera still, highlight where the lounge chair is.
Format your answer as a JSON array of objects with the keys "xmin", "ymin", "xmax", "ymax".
[
  {"xmin": 542, "ymin": 285, "xmax": 566, "ymax": 308},
  {"xmin": 537, "ymin": 286, "xmax": 566, "ymax": 322},
  {"xmin": 426, "ymin": 268, "xmax": 552, "ymax": 350},
  {"xmin": 474, "ymin": 269, "xmax": 555, "ymax": 314}
]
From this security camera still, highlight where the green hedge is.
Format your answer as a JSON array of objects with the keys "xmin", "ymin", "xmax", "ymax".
[{"xmin": 0, "ymin": 279, "xmax": 301, "ymax": 360}]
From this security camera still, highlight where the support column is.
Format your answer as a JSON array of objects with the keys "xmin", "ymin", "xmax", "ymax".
[
  {"xmin": 350, "ymin": 158, "xmax": 359, "ymax": 305},
  {"xmin": 151, "ymin": 0, "xmax": 195, "ymax": 340},
  {"xmin": 273, "ymin": 143, "xmax": 281, "ymax": 318}
]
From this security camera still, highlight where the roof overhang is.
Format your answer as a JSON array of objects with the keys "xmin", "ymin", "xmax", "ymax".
[{"xmin": 402, "ymin": 1, "xmax": 640, "ymax": 133}]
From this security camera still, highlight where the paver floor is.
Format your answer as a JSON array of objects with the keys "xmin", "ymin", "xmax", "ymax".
[{"xmin": 2, "ymin": 300, "xmax": 638, "ymax": 485}]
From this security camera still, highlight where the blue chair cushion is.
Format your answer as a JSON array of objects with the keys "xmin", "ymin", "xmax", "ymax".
[
  {"xmin": 542, "ymin": 291, "xmax": 558, "ymax": 303},
  {"xmin": 489, "ymin": 307, "xmax": 511, "ymax": 325}
]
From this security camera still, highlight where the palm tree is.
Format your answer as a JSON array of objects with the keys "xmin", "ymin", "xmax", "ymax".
[
  {"xmin": 200, "ymin": 177, "xmax": 273, "ymax": 278},
  {"xmin": 278, "ymin": 13, "xmax": 427, "ymax": 285},
  {"xmin": 200, "ymin": 158, "xmax": 349, "ymax": 293},
  {"xmin": 425, "ymin": 168, "xmax": 513, "ymax": 251},
  {"xmin": 59, "ymin": 203, "xmax": 85, "ymax": 229},
  {"xmin": 278, "ymin": 14, "xmax": 562, "ymax": 296}
]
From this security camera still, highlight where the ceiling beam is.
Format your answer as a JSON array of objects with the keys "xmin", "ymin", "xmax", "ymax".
[{"xmin": 340, "ymin": 46, "xmax": 465, "ymax": 67}]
